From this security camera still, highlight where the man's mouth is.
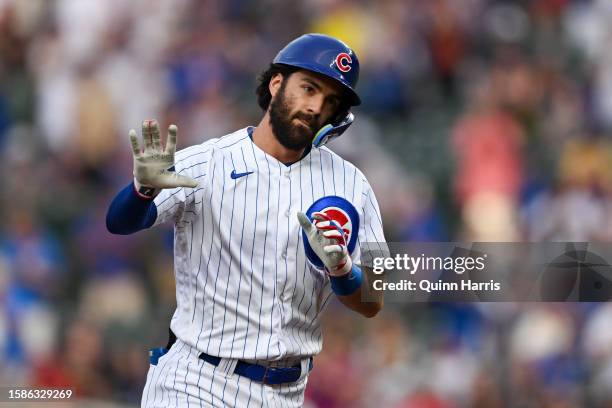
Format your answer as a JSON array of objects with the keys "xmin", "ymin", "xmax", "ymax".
[{"xmin": 294, "ymin": 118, "xmax": 311, "ymax": 128}]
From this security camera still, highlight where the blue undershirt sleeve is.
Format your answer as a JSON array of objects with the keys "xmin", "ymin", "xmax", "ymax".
[{"xmin": 106, "ymin": 182, "xmax": 158, "ymax": 235}]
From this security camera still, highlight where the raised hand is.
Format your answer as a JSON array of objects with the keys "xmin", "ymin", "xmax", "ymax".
[{"xmin": 129, "ymin": 120, "xmax": 198, "ymax": 189}]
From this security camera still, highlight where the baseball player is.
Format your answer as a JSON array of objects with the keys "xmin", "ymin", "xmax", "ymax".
[{"xmin": 107, "ymin": 33, "xmax": 386, "ymax": 407}]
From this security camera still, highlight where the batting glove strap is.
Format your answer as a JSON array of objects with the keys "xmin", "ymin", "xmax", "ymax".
[
  {"xmin": 330, "ymin": 264, "xmax": 363, "ymax": 296},
  {"xmin": 326, "ymin": 254, "xmax": 352, "ymax": 276},
  {"xmin": 133, "ymin": 179, "xmax": 159, "ymax": 200}
]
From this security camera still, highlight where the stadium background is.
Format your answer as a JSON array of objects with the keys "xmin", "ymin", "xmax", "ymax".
[{"xmin": 2, "ymin": 0, "xmax": 612, "ymax": 406}]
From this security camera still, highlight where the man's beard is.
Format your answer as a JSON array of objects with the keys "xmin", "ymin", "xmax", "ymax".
[{"xmin": 269, "ymin": 81, "xmax": 320, "ymax": 151}]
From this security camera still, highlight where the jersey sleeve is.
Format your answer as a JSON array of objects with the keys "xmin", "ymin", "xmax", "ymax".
[
  {"xmin": 355, "ymin": 178, "xmax": 389, "ymax": 267},
  {"xmin": 153, "ymin": 144, "xmax": 212, "ymax": 226}
]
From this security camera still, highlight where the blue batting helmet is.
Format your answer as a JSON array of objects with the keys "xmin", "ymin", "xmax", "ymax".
[{"xmin": 273, "ymin": 33, "xmax": 361, "ymax": 106}]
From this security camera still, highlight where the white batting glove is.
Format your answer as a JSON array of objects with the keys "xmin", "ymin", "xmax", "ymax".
[
  {"xmin": 129, "ymin": 120, "xmax": 198, "ymax": 190},
  {"xmin": 297, "ymin": 211, "xmax": 352, "ymax": 276}
]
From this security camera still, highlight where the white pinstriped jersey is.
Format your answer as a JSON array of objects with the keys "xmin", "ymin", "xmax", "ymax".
[{"xmin": 153, "ymin": 126, "xmax": 385, "ymax": 361}]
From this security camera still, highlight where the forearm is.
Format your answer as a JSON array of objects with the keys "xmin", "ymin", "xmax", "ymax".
[
  {"xmin": 336, "ymin": 266, "xmax": 383, "ymax": 318},
  {"xmin": 106, "ymin": 182, "xmax": 158, "ymax": 235}
]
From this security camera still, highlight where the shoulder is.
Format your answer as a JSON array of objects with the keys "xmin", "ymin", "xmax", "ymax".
[
  {"xmin": 317, "ymin": 146, "xmax": 368, "ymax": 182},
  {"xmin": 209, "ymin": 127, "xmax": 251, "ymax": 151},
  {"xmin": 175, "ymin": 139, "xmax": 217, "ymax": 163},
  {"xmin": 175, "ymin": 128, "xmax": 250, "ymax": 161}
]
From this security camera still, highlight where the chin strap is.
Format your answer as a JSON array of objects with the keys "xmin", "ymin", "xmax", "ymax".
[{"xmin": 312, "ymin": 112, "xmax": 354, "ymax": 148}]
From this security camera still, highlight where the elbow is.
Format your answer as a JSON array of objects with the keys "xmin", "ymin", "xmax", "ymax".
[
  {"xmin": 360, "ymin": 301, "xmax": 383, "ymax": 318},
  {"xmin": 105, "ymin": 182, "xmax": 157, "ymax": 235},
  {"xmin": 106, "ymin": 211, "xmax": 131, "ymax": 235},
  {"xmin": 106, "ymin": 214, "xmax": 124, "ymax": 235}
]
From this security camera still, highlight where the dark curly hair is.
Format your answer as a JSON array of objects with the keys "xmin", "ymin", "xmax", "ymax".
[{"xmin": 255, "ymin": 64, "xmax": 298, "ymax": 111}]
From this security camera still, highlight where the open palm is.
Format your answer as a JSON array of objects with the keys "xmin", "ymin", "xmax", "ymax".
[{"xmin": 130, "ymin": 120, "xmax": 198, "ymax": 189}]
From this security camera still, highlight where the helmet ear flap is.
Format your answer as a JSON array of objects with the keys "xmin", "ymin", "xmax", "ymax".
[{"xmin": 312, "ymin": 112, "xmax": 354, "ymax": 147}]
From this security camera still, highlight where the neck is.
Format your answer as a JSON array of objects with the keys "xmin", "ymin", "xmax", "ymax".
[{"xmin": 252, "ymin": 112, "xmax": 306, "ymax": 164}]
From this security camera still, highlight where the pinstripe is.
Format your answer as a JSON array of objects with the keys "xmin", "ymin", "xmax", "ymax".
[
  {"xmin": 327, "ymin": 150, "xmax": 336, "ymax": 193},
  {"xmin": 178, "ymin": 349, "xmax": 192, "ymax": 408},
  {"xmin": 152, "ymin": 341, "xmax": 186, "ymax": 407},
  {"xmin": 366, "ymin": 188, "xmax": 384, "ymax": 228},
  {"xmin": 305, "ymin": 280, "xmax": 319, "ymax": 355},
  {"xmin": 182, "ymin": 349, "xmax": 193, "ymax": 408},
  {"xmin": 270, "ymin": 161, "xmax": 282, "ymax": 357},
  {"xmin": 142, "ymin": 127, "xmax": 386, "ymax": 406},
  {"xmin": 220, "ymin": 367, "xmax": 229, "ymax": 408},
  {"xmin": 174, "ymin": 143, "xmax": 213, "ymax": 161},
  {"xmin": 246, "ymin": 375, "xmax": 253, "ymax": 408},
  {"xmin": 260, "ymin": 382, "xmax": 264, "ymax": 408},
  {"xmin": 218, "ymin": 152, "xmax": 239, "ymax": 355},
  {"xmin": 231, "ymin": 373, "xmax": 241, "ymax": 408},
  {"xmin": 174, "ymin": 228, "xmax": 189, "ymax": 331},
  {"xmin": 302, "ymin": 151, "xmax": 323, "ymax": 353},
  {"xmin": 196, "ymin": 356, "xmax": 205, "ymax": 406},
  {"xmin": 191, "ymin": 158, "xmax": 216, "ymax": 324},
  {"xmin": 254, "ymin": 142, "xmax": 270, "ymax": 359},
  {"xmin": 187, "ymin": 216, "xmax": 196, "ymax": 316},
  {"xmin": 313, "ymin": 291, "xmax": 334, "ymax": 322},
  {"xmin": 175, "ymin": 148, "xmax": 211, "ymax": 166},
  {"xmin": 292, "ymin": 155, "xmax": 315, "ymax": 347},
  {"xmin": 166, "ymin": 346, "xmax": 184, "ymax": 407},
  {"xmin": 362, "ymin": 190, "xmax": 381, "ymax": 242},
  {"xmin": 142, "ymin": 368, "xmax": 154, "ymax": 406},
  {"xmin": 218, "ymin": 135, "xmax": 248, "ymax": 149},
  {"xmin": 284, "ymin": 165, "xmax": 298, "ymax": 354},
  {"xmin": 208, "ymin": 364, "xmax": 218, "ymax": 407},
  {"xmin": 193, "ymin": 156, "xmax": 218, "ymax": 354},
  {"xmin": 205, "ymin": 155, "xmax": 227, "ymax": 352},
  {"xmin": 262, "ymin": 152, "xmax": 274, "ymax": 359},
  {"xmin": 243, "ymin": 141, "xmax": 260, "ymax": 359},
  {"xmin": 179, "ymin": 160, "xmax": 209, "ymax": 172},
  {"xmin": 229, "ymin": 148, "xmax": 248, "ymax": 355},
  {"xmin": 142, "ymin": 370, "xmax": 156, "ymax": 406},
  {"xmin": 352, "ymin": 166, "xmax": 357, "ymax": 201},
  {"xmin": 342, "ymin": 158, "xmax": 346, "ymax": 196},
  {"xmin": 185, "ymin": 188, "xmax": 205, "ymax": 201},
  {"xmin": 318, "ymin": 148, "xmax": 326, "ymax": 195},
  {"xmin": 156, "ymin": 188, "xmax": 184, "ymax": 208},
  {"xmin": 141, "ymin": 342, "xmax": 166, "ymax": 406},
  {"xmin": 289, "ymin": 163, "xmax": 304, "ymax": 351},
  {"xmin": 149, "ymin": 342, "xmax": 175, "ymax": 406},
  {"xmin": 163, "ymin": 195, "xmax": 202, "ymax": 221}
]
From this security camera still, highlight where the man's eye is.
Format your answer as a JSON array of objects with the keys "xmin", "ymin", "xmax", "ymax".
[{"xmin": 303, "ymin": 85, "xmax": 314, "ymax": 93}]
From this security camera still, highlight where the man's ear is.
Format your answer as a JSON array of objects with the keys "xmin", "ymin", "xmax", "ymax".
[{"xmin": 269, "ymin": 73, "xmax": 284, "ymax": 98}]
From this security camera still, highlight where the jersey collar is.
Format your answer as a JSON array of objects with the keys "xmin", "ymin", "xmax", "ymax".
[{"xmin": 247, "ymin": 126, "xmax": 312, "ymax": 167}]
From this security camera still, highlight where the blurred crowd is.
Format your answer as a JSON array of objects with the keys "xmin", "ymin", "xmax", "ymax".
[{"xmin": 2, "ymin": 0, "xmax": 612, "ymax": 406}]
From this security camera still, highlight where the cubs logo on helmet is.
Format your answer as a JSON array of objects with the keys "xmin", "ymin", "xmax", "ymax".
[
  {"xmin": 302, "ymin": 195, "xmax": 360, "ymax": 269},
  {"xmin": 335, "ymin": 52, "xmax": 352, "ymax": 73}
]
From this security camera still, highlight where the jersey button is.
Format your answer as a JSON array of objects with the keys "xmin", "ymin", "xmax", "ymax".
[
  {"xmin": 285, "ymin": 210, "xmax": 290, "ymax": 217},
  {"xmin": 281, "ymin": 252, "xmax": 287, "ymax": 260}
]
